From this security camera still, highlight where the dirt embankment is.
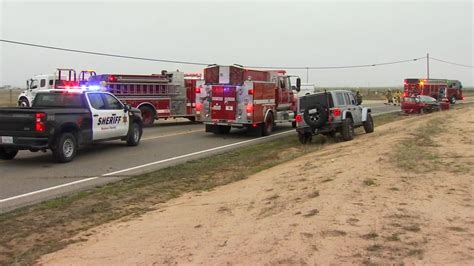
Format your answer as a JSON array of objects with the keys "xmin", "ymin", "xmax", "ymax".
[{"xmin": 40, "ymin": 107, "xmax": 474, "ymax": 265}]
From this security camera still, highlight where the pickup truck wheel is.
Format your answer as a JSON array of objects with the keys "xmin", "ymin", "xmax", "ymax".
[
  {"xmin": 363, "ymin": 113, "xmax": 374, "ymax": 134},
  {"xmin": 450, "ymin": 96, "xmax": 456, "ymax": 104},
  {"xmin": 0, "ymin": 147, "xmax": 18, "ymax": 160},
  {"xmin": 341, "ymin": 117, "xmax": 355, "ymax": 141},
  {"xmin": 262, "ymin": 112, "xmax": 274, "ymax": 136},
  {"xmin": 52, "ymin": 133, "xmax": 77, "ymax": 163},
  {"xmin": 19, "ymin": 98, "xmax": 29, "ymax": 107},
  {"xmin": 139, "ymin": 106, "xmax": 155, "ymax": 127},
  {"xmin": 298, "ymin": 133, "xmax": 312, "ymax": 144},
  {"xmin": 127, "ymin": 122, "xmax": 142, "ymax": 146}
]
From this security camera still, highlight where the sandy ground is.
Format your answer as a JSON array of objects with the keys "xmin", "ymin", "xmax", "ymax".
[{"xmin": 40, "ymin": 107, "xmax": 473, "ymax": 265}]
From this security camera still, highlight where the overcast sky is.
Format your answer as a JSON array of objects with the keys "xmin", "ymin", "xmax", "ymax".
[{"xmin": 1, "ymin": 0, "xmax": 473, "ymax": 87}]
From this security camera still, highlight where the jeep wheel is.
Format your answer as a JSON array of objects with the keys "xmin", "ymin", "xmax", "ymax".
[
  {"xmin": 303, "ymin": 104, "xmax": 328, "ymax": 128},
  {"xmin": 139, "ymin": 106, "xmax": 155, "ymax": 127},
  {"xmin": 363, "ymin": 113, "xmax": 374, "ymax": 134},
  {"xmin": 0, "ymin": 147, "xmax": 18, "ymax": 160},
  {"xmin": 126, "ymin": 122, "xmax": 142, "ymax": 146},
  {"xmin": 341, "ymin": 117, "xmax": 355, "ymax": 141},
  {"xmin": 262, "ymin": 112, "xmax": 274, "ymax": 136},
  {"xmin": 52, "ymin": 133, "xmax": 77, "ymax": 163},
  {"xmin": 298, "ymin": 133, "xmax": 312, "ymax": 144}
]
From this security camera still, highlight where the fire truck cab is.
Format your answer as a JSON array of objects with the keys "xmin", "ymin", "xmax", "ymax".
[
  {"xmin": 196, "ymin": 65, "xmax": 301, "ymax": 136},
  {"xmin": 18, "ymin": 68, "xmax": 79, "ymax": 107}
]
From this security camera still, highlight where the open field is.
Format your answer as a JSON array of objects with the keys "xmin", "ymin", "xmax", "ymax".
[
  {"xmin": 38, "ymin": 105, "xmax": 474, "ymax": 265},
  {"xmin": 0, "ymin": 89, "xmax": 21, "ymax": 107}
]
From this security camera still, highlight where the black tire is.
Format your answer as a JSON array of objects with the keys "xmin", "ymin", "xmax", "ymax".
[
  {"xmin": 450, "ymin": 96, "xmax": 456, "ymax": 104},
  {"xmin": 303, "ymin": 104, "xmax": 328, "ymax": 128},
  {"xmin": 341, "ymin": 117, "xmax": 355, "ymax": 141},
  {"xmin": 298, "ymin": 133, "xmax": 312, "ymax": 144},
  {"xmin": 18, "ymin": 98, "xmax": 29, "ymax": 107},
  {"xmin": 262, "ymin": 112, "xmax": 274, "ymax": 136},
  {"xmin": 216, "ymin": 125, "xmax": 231, "ymax": 134},
  {"xmin": 52, "ymin": 133, "xmax": 77, "ymax": 163},
  {"xmin": 363, "ymin": 113, "xmax": 374, "ymax": 134},
  {"xmin": 0, "ymin": 147, "xmax": 18, "ymax": 160},
  {"xmin": 139, "ymin": 106, "xmax": 155, "ymax": 127},
  {"xmin": 126, "ymin": 122, "xmax": 142, "ymax": 146},
  {"xmin": 187, "ymin": 116, "xmax": 196, "ymax": 122}
]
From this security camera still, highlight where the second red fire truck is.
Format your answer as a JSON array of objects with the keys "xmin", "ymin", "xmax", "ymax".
[{"xmin": 195, "ymin": 65, "xmax": 301, "ymax": 136}]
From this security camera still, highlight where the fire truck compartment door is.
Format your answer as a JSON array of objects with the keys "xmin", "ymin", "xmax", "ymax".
[{"xmin": 211, "ymin": 86, "xmax": 236, "ymax": 121}]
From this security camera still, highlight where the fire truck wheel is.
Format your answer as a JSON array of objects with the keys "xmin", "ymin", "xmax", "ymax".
[
  {"xmin": 139, "ymin": 106, "xmax": 155, "ymax": 127},
  {"xmin": 363, "ymin": 113, "xmax": 374, "ymax": 134},
  {"xmin": 450, "ymin": 96, "xmax": 456, "ymax": 104},
  {"xmin": 0, "ymin": 147, "xmax": 18, "ymax": 160},
  {"xmin": 19, "ymin": 98, "xmax": 29, "ymax": 108},
  {"xmin": 216, "ymin": 125, "xmax": 231, "ymax": 134},
  {"xmin": 341, "ymin": 117, "xmax": 355, "ymax": 141},
  {"xmin": 187, "ymin": 117, "xmax": 196, "ymax": 122},
  {"xmin": 262, "ymin": 112, "xmax": 274, "ymax": 136},
  {"xmin": 303, "ymin": 104, "xmax": 327, "ymax": 128},
  {"xmin": 298, "ymin": 133, "xmax": 312, "ymax": 144}
]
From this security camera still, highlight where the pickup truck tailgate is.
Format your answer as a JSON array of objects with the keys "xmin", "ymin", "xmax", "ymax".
[{"xmin": 0, "ymin": 109, "xmax": 37, "ymax": 132}]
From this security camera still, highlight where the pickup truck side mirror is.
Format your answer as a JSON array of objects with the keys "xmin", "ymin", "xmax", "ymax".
[
  {"xmin": 296, "ymin": 78, "xmax": 301, "ymax": 92},
  {"xmin": 31, "ymin": 85, "xmax": 38, "ymax": 90},
  {"xmin": 123, "ymin": 104, "xmax": 132, "ymax": 112}
]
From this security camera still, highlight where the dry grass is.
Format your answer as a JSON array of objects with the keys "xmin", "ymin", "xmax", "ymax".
[{"xmin": 0, "ymin": 89, "xmax": 21, "ymax": 107}]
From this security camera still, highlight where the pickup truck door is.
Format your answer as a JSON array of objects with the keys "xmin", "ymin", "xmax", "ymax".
[
  {"xmin": 86, "ymin": 92, "xmax": 128, "ymax": 140},
  {"xmin": 101, "ymin": 93, "xmax": 129, "ymax": 138}
]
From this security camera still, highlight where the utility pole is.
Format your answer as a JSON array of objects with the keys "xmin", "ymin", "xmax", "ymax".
[
  {"xmin": 426, "ymin": 53, "xmax": 430, "ymax": 79},
  {"xmin": 306, "ymin": 67, "xmax": 309, "ymax": 83}
]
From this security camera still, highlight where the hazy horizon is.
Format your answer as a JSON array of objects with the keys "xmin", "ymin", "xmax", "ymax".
[{"xmin": 1, "ymin": 1, "xmax": 473, "ymax": 87}]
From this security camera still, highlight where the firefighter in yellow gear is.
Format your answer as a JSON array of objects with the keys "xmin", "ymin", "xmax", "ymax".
[
  {"xmin": 385, "ymin": 89, "xmax": 393, "ymax": 104},
  {"xmin": 394, "ymin": 90, "xmax": 402, "ymax": 106}
]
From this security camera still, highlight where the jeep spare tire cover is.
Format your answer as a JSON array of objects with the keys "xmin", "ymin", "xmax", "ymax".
[{"xmin": 303, "ymin": 103, "xmax": 328, "ymax": 128}]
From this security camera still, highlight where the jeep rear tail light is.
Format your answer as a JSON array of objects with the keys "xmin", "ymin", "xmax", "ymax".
[
  {"xmin": 295, "ymin": 114, "xmax": 302, "ymax": 123},
  {"xmin": 35, "ymin": 112, "xmax": 46, "ymax": 132},
  {"xmin": 331, "ymin": 108, "xmax": 341, "ymax": 117}
]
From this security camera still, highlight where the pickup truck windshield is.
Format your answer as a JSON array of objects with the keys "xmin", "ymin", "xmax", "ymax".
[{"xmin": 33, "ymin": 93, "xmax": 84, "ymax": 108}]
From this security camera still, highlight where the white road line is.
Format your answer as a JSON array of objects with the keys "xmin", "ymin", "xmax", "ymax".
[
  {"xmin": 0, "ymin": 130, "xmax": 293, "ymax": 204},
  {"xmin": 103, "ymin": 130, "xmax": 293, "ymax": 176},
  {"xmin": 0, "ymin": 177, "xmax": 99, "ymax": 203},
  {"xmin": 142, "ymin": 129, "xmax": 202, "ymax": 141}
]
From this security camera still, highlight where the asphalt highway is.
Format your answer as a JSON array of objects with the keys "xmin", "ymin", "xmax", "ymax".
[{"xmin": 0, "ymin": 101, "xmax": 406, "ymax": 212}]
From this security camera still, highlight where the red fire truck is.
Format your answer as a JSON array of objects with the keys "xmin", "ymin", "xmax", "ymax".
[
  {"xmin": 88, "ymin": 71, "xmax": 200, "ymax": 126},
  {"xmin": 195, "ymin": 65, "xmax": 301, "ymax": 136},
  {"xmin": 404, "ymin": 78, "xmax": 463, "ymax": 104}
]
